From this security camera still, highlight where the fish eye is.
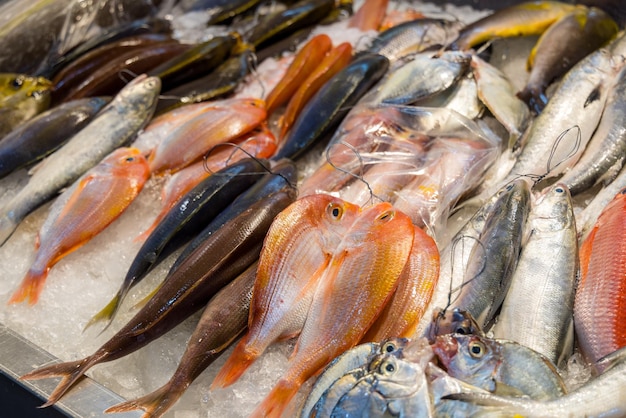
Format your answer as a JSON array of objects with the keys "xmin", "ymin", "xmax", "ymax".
[
  {"xmin": 125, "ymin": 156, "xmax": 136, "ymax": 162},
  {"xmin": 10, "ymin": 77, "xmax": 23, "ymax": 89},
  {"xmin": 380, "ymin": 360, "xmax": 396, "ymax": 375},
  {"xmin": 382, "ymin": 341, "xmax": 396, "ymax": 353},
  {"xmin": 326, "ymin": 203, "xmax": 343, "ymax": 220},
  {"xmin": 455, "ymin": 327, "xmax": 468, "ymax": 335},
  {"xmin": 378, "ymin": 210, "xmax": 394, "ymax": 221},
  {"xmin": 554, "ymin": 187, "xmax": 564, "ymax": 194},
  {"xmin": 468, "ymin": 341, "xmax": 486, "ymax": 358}
]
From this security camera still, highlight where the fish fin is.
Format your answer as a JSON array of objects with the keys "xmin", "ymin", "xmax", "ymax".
[
  {"xmin": 584, "ymin": 84, "xmax": 602, "ymax": 107},
  {"xmin": 8, "ymin": 268, "xmax": 49, "ymax": 305},
  {"xmin": 249, "ymin": 379, "xmax": 298, "ymax": 418},
  {"xmin": 210, "ymin": 336, "xmax": 258, "ymax": 389},
  {"xmin": 21, "ymin": 355, "xmax": 102, "ymax": 407},
  {"xmin": 131, "ymin": 282, "xmax": 163, "ymax": 311},
  {"xmin": 83, "ymin": 292, "xmax": 122, "ymax": 333},
  {"xmin": 105, "ymin": 383, "xmax": 177, "ymax": 418}
]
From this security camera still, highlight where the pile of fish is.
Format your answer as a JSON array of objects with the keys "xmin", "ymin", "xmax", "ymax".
[{"xmin": 1, "ymin": 0, "xmax": 626, "ymax": 416}]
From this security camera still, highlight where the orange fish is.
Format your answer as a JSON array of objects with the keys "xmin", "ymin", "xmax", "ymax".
[
  {"xmin": 135, "ymin": 125, "xmax": 277, "ymax": 241},
  {"xmin": 265, "ymin": 34, "xmax": 332, "ymax": 115},
  {"xmin": 348, "ymin": 0, "xmax": 390, "ymax": 31},
  {"xmin": 379, "ymin": 9, "xmax": 426, "ymax": 31},
  {"xmin": 250, "ymin": 202, "xmax": 414, "ymax": 418},
  {"xmin": 575, "ymin": 188, "xmax": 626, "ymax": 365},
  {"xmin": 211, "ymin": 194, "xmax": 362, "ymax": 389},
  {"xmin": 8, "ymin": 148, "xmax": 149, "ymax": 305},
  {"xmin": 362, "ymin": 225, "xmax": 440, "ymax": 341},
  {"xmin": 148, "ymin": 98, "xmax": 266, "ymax": 174},
  {"xmin": 278, "ymin": 42, "xmax": 353, "ymax": 139}
]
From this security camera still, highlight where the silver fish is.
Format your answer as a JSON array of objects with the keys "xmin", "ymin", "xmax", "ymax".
[
  {"xmin": 447, "ymin": 346, "xmax": 626, "ymax": 418},
  {"xmin": 0, "ymin": 74, "xmax": 160, "ymax": 246},
  {"xmin": 414, "ymin": 72, "xmax": 484, "ymax": 121},
  {"xmin": 492, "ymin": 183, "xmax": 578, "ymax": 367},
  {"xmin": 560, "ymin": 64, "xmax": 626, "ymax": 196}
]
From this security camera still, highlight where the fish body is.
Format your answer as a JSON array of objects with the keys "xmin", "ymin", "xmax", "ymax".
[
  {"xmin": 0, "ymin": 74, "xmax": 160, "ymax": 247},
  {"xmin": 0, "ymin": 73, "xmax": 52, "ymax": 137},
  {"xmin": 8, "ymin": 147, "xmax": 149, "ymax": 305},
  {"xmin": 21, "ymin": 190, "xmax": 294, "ymax": 407},
  {"xmin": 273, "ymin": 53, "xmax": 389, "ymax": 160},
  {"xmin": 518, "ymin": 7, "xmax": 618, "ymax": 113},
  {"xmin": 560, "ymin": 64, "xmax": 626, "ymax": 196},
  {"xmin": 492, "ymin": 183, "xmax": 578, "ymax": 367},
  {"xmin": 575, "ymin": 188, "xmax": 626, "ymax": 364},
  {"xmin": 250, "ymin": 202, "xmax": 415, "ymax": 418},
  {"xmin": 450, "ymin": 1, "xmax": 580, "ymax": 50},
  {"xmin": 348, "ymin": 0, "xmax": 388, "ymax": 31},
  {"xmin": 451, "ymin": 179, "xmax": 531, "ymax": 329},
  {"xmin": 0, "ymin": 96, "xmax": 110, "ymax": 178}
]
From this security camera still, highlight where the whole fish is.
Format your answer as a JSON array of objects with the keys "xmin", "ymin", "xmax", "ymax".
[
  {"xmin": 560, "ymin": 64, "xmax": 626, "ymax": 196},
  {"xmin": 105, "ymin": 261, "xmax": 258, "ymax": 418},
  {"xmin": 492, "ymin": 183, "xmax": 578, "ymax": 367},
  {"xmin": 367, "ymin": 18, "xmax": 464, "ymax": 62},
  {"xmin": 373, "ymin": 51, "xmax": 470, "ymax": 105},
  {"xmin": 278, "ymin": 42, "xmax": 353, "ymax": 138},
  {"xmin": 148, "ymin": 98, "xmax": 266, "ymax": 174},
  {"xmin": 500, "ymin": 47, "xmax": 620, "ymax": 188},
  {"xmin": 518, "ymin": 7, "xmax": 618, "ymax": 113},
  {"xmin": 211, "ymin": 195, "xmax": 363, "ymax": 389},
  {"xmin": 272, "ymin": 53, "xmax": 389, "ymax": 161},
  {"xmin": 471, "ymin": 54, "xmax": 530, "ymax": 149},
  {"xmin": 450, "ymin": 1, "xmax": 580, "ymax": 50},
  {"xmin": 432, "ymin": 334, "xmax": 566, "ymax": 400},
  {"xmin": 0, "ymin": 74, "xmax": 160, "ymax": 247},
  {"xmin": 249, "ymin": 202, "xmax": 415, "ymax": 418},
  {"xmin": 446, "ymin": 346, "xmax": 626, "ymax": 418},
  {"xmin": 85, "ymin": 158, "xmax": 267, "ymax": 330},
  {"xmin": 451, "ymin": 179, "xmax": 531, "ymax": 330},
  {"xmin": 21, "ymin": 190, "xmax": 294, "ymax": 407},
  {"xmin": 0, "ymin": 73, "xmax": 53, "ymax": 137},
  {"xmin": 264, "ymin": 33, "xmax": 332, "ymax": 115},
  {"xmin": 575, "ymin": 188, "xmax": 626, "ymax": 365},
  {"xmin": 0, "ymin": 96, "xmax": 110, "ymax": 179},
  {"xmin": 8, "ymin": 147, "xmax": 149, "ymax": 305}
]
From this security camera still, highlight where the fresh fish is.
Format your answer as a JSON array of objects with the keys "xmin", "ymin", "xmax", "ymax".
[
  {"xmin": 105, "ymin": 261, "xmax": 258, "ymax": 418},
  {"xmin": 347, "ymin": 0, "xmax": 388, "ymax": 31},
  {"xmin": 264, "ymin": 33, "xmax": 332, "ymax": 115},
  {"xmin": 51, "ymin": 33, "xmax": 173, "ymax": 104},
  {"xmin": 560, "ymin": 64, "xmax": 626, "ymax": 196},
  {"xmin": 244, "ymin": 0, "xmax": 335, "ymax": 50},
  {"xmin": 21, "ymin": 190, "xmax": 294, "ymax": 407},
  {"xmin": 373, "ymin": 51, "xmax": 470, "ymax": 105},
  {"xmin": 0, "ymin": 96, "xmax": 110, "ymax": 179},
  {"xmin": 8, "ymin": 147, "xmax": 149, "ymax": 305},
  {"xmin": 272, "ymin": 53, "xmax": 389, "ymax": 160},
  {"xmin": 278, "ymin": 42, "xmax": 353, "ymax": 138},
  {"xmin": 249, "ymin": 202, "xmax": 414, "ymax": 418},
  {"xmin": 85, "ymin": 158, "xmax": 267, "ymax": 330},
  {"xmin": 432, "ymin": 334, "xmax": 566, "ymax": 400},
  {"xmin": 492, "ymin": 183, "xmax": 578, "ymax": 367},
  {"xmin": 148, "ymin": 98, "xmax": 266, "ymax": 174},
  {"xmin": 471, "ymin": 54, "xmax": 530, "ymax": 149},
  {"xmin": 575, "ymin": 187, "xmax": 626, "ymax": 365},
  {"xmin": 500, "ymin": 47, "xmax": 620, "ymax": 187},
  {"xmin": 450, "ymin": 179, "xmax": 531, "ymax": 330},
  {"xmin": 518, "ymin": 7, "xmax": 618, "ymax": 113},
  {"xmin": 0, "ymin": 73, "xmax": 52, "ymax": 137},
  {"xmin": 450, "ymin": 1, "xmax": 580, "ymax": 50},
  {"xmin": 0, "ymin": 74, "xmax": 160, "ymax": 247},
  {"xmin": 147, "ymin": 33, "xmax": 237, "ymax": 91},
  {"xmin": 446, "ymin": 346, "xmax": 626, "ymax": 418},
  {"xmin": 211, "ymin": 195, "xmax": 363, "ymax": 389},
  {"xmin": 362, "ymin": 225, "xmax": 440, "ymax": 341},
  {"xmin": 367, "ymin": 18, "xmax": 464, "ymax": 62}
]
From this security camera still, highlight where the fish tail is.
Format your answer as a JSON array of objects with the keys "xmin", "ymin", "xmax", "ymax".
[
  {"xmin": 8, "ymin": 268, "xmax": 49, "ymax": 305},
  {"xmin": 21, "ymin": 355, "xmax": 102, "ymax": 407},
  {"xmin": 249, "ymin": 379, "xmax": 298, "ymax": 418},
  {"xmin": 83, "ymin": 292, "xmax": 122, "ymax": 332},
  {"xmin": 210, "ymin": 337, "xmax": 258, "ymax": 389},
  {"xmin": 105, "ymin": 383, "xmax": 177, "ymax": 418}
]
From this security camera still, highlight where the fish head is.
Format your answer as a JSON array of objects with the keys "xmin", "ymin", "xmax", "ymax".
[
  {"xmin": 104, "ymin": 147, "xmax": 150, "ymax": 182},
  {"xmin": 112, "ymin": 74, "xmax": 161, "ymax": 113},
  {"xmin": 0, "ymin": 73, "xmax": 52, "ymax": 98},
  {"xmin": 369, "ymin": 353, "xmax": 428, "ymax": 399},
  {"xmin": 532, "ymin": 183, "xmax": 575, "ymax": 232},
  {"xmin": 428, "ymin": 307, "xmax": 484, "ymax": 342},
  {"xmin": 432, "ymin": 334, "xmax": 501, "ymax": 392}
]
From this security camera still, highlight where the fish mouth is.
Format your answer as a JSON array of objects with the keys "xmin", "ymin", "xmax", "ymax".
[{"xmin": 431, "ymin": 335, "xmax": 458, "ymax": 370}]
